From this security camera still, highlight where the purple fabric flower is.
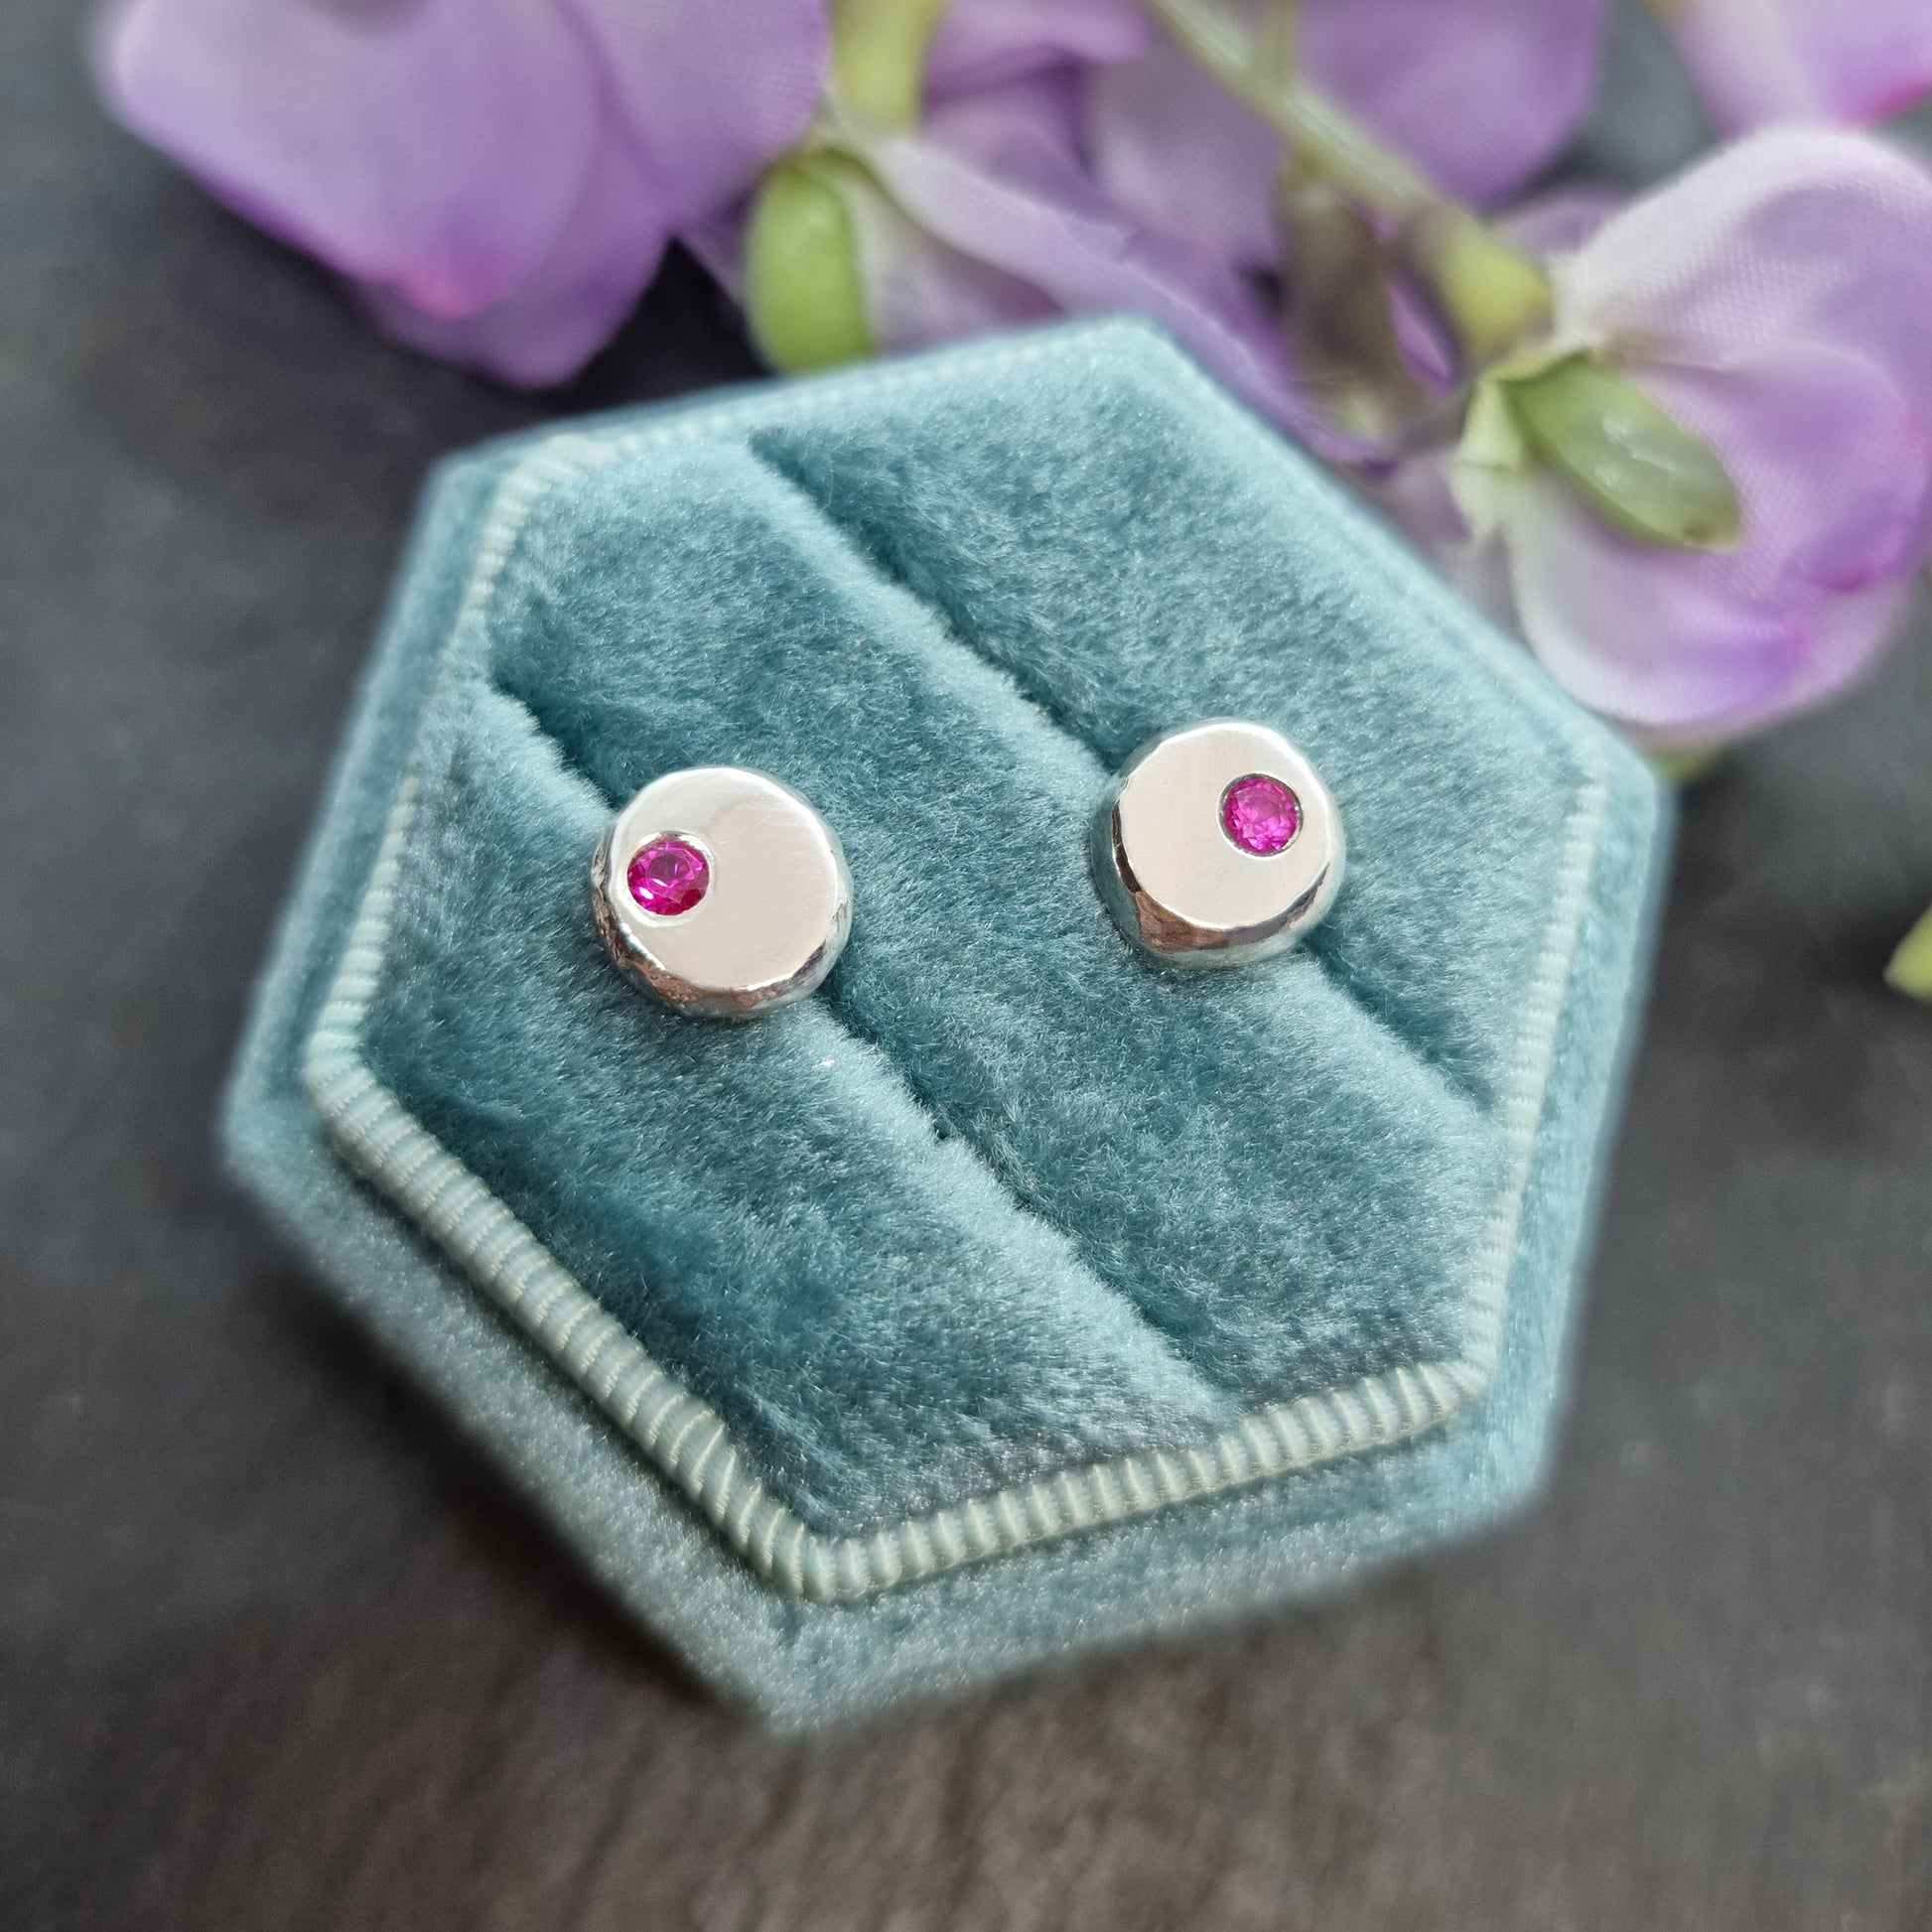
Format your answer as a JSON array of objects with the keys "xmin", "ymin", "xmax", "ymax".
[
  {"xmin": 838, "ymin": 67, "xmax": 1335, "ymax": 449},
  {"xmin": 93, "ymin": 0, "xmax": 828, "ymax": 385},
  {"xmin": 925, "ymin": 0, "xmax": 1152, "ymax": 95},
  {"xmin": 1085, "ymin": 0, "xmax": 1609, "ymax": 270},
  {"xmin": 1401, "ymin": 128, "xmax": 1932, "ymax": 746},
  {"xmin": 1655, "ymin": 0, "xmax": 1932, "ymax": 134},
  {"xmin": 699, "ymin": 1, "xmax": 1335, "ymax": 449},
  {"xmin": 818, "ymin": 0, "xmax": 1609, "ymax": 454},
  {"xmin": 825, "ymin": 0, "xmax": 1610, "ymax": 453},
  {"xmin": 94, "ymin": 0, "xmax": 1614, "ymax": 405}
]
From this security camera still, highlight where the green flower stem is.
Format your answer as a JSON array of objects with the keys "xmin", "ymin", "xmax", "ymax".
[
  {"xmin": 1136, "ymin": 0, "xmax": 1430, "ymax": 216},
  {"xmin": 1137, "ymin": 0, "xmax": 1551, "ymax": 362},
  {"xmin": 831, "ymin": 0, "xmax": 953, "ymax": 130},
  {"xmin": 1138, "ymin": 0, "xmax": 1425, "ymax": 217},
  {"xmin": 744, "ymin": 0, "xmax": 955, "ymax": 369},
  {"xmin": 1253, "ymin": 0, "xmax": 1299, "ymax": 95},
  {"xmin": 1400, "ymin": 207, "xmax": 1554, "ymax": 368},
  {"xmin": 1887, "ymin": 903, "xmax": 1932, "ymax": 999}
]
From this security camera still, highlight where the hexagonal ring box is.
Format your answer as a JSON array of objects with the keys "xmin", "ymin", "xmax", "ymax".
[{"xmin": 225, "ymin": 322, "xmax": 1668, "ymax": 1725}]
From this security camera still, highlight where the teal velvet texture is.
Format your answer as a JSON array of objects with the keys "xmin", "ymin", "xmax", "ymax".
[{"xmin": 223, "ymin": 321, "xmax": 1669, "ymax": 1724}]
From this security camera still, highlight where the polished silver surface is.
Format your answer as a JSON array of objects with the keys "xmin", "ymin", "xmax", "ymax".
[
  {"xmin": 1091, "ymin": 719, "xmax": 1344, "ymax": 967},
  {"xmin": 593, "ymin": 766, "xmax": 852, "ymax": 1018}
]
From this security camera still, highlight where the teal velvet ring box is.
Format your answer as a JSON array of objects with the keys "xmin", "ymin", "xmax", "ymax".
[{"xmin": 225, "ymin": 321, "xmax": 1667, "ymax": 1725}]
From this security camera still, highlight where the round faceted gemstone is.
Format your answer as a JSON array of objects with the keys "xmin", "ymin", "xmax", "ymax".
[
  {"xmin": 626, "ymin": 837, "xmax": 710, "ymax": 915},
  {"xmin": 1219, "ymin": 772, "xmax": 1303, "ymax": 856}
]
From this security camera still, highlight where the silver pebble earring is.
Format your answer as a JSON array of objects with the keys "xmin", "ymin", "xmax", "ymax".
[
  {"xmin": 1091, "ymin": 719, "xmax": 1343, "ymax": 967},
  {"xmin": 593, "ymin": 766, "xmax": 852, "ymax": 1018}
]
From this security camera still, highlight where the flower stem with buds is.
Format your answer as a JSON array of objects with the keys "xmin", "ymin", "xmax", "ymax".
[
  {"xmin": 745, "ymin": 0, "xmax": 954, "ymax": 367},
  {"xmin": 1137, "ymin": 0, "xmax": 1552, "ymax": 366}
]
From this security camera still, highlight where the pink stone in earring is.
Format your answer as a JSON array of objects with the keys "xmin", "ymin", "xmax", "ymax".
[
  {"xmin": 1092, "ymin": 720, "xmax": 1343, "ymax": 967},
  {"xmin": 594, "ymin": 766, "xmax": 853, "ymax": 1018},
  {"xmin": 1219, "ymin": 773, "xmax": 1303, "ymax": 857},
  {"xmin": 626, "ymin": 837, "xmax": 710, "ymax": 916}
]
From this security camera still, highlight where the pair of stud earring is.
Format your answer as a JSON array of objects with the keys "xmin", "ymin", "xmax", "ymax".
[{"xmin": 592, "ymin": 720, "xmax": 1344, "ymax": 1019}]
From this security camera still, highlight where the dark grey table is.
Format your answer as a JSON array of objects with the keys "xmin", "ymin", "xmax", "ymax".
[{"xmin": 5, "ymin": 3, "xmax": 1928, "ymax": 1925}]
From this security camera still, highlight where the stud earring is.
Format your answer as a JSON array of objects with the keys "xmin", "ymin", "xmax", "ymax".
[
  {"xmin": 593, "ymin": 766, "xmax": 852, "ymax": 1018},
  {"xmin": 1091, "ymin": 719, "xmax": 1343, "ymax": 967}
]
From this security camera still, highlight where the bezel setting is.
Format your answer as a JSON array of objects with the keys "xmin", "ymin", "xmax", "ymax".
[
  {"xmin": 1092, "ymin": 719, "xmax": 1344, "ymax": 967},
  {"xmin": 594, "ymin": 766, "xmax": 853, "ymax": 1018}
]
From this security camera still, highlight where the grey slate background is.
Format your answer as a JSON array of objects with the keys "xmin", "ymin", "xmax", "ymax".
[{"xmin": 3, "ymin": 2, "xmax": 1929, "ymax": 1925}]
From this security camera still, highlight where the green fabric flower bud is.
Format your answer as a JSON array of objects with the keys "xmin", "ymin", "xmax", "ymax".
[
  {"xmin": 1887, "ymin": 904, "xmax": 1932, "ymax": 999},
  {"xmin": 744, "ymin": 157, "xmax": 875, "ymax": 373},
  {"xmin": 1504, "ymin": 353, "xmax": 1741, "ymax": 552}
]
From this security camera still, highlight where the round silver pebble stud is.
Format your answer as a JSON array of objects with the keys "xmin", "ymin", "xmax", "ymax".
[
  {"xmin": 592, "ymin": 766, "xmax": 852, "ymax": 1018},
  {"xmin": 1091, "ymin": 719, "xmax": 1344, "ymax": 967}
]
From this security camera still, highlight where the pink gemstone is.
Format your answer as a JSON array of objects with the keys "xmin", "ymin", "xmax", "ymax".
[
  {"xmin": 1220, "ymin": 773, "xmax": 1302, "ymax": 856},
  {"xmin": 626, "ymin": 837, "xmax": 710, "ymax": 915}
]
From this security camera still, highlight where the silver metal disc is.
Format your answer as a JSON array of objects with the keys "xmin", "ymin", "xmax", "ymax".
[
  {"xmin": 593, "ymin": 766, "xmax": 852, "ymax": 1018},
  {"xmin": 1091, "ymin": 719, "xmax": 1344, "ymax": 967}
]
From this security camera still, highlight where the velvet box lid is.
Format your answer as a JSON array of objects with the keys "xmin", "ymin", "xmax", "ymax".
[{"xmin": 224, "ymin": 320, "xmax": 1668, "ymax": 1725}]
